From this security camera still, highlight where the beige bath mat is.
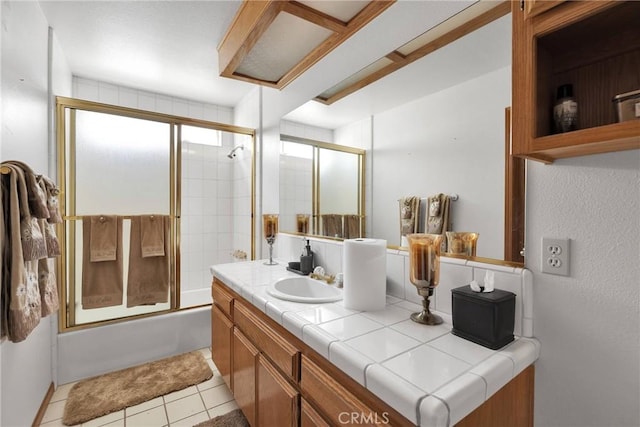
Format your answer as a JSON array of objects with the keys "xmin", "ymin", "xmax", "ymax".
[
  {"xmin": 194, "ymin": 409, "xmax": 249, "ymax": 427},
  {"xmin": 62, "ymin": 351, "xmax": 213, "ymax": 426}
]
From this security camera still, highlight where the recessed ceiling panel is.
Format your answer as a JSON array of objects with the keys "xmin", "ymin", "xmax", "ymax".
[
  {"xmin": 298, "ymin": 1, "xmax": 369, "ymax": 22},
  {"xmin": 397, "ymin": 0, "xmax": 496, "ymax": 56},
  {"xmin": 235, "ymin": 12, "xmax": 333, "ymax": 83},
  {"xmin": 318, "ymin": 57, "xmax": 394, "ymax": 99}
]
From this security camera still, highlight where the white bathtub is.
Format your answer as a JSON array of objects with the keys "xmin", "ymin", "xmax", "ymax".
[{"xmin": 57, "ymin": 306, "xmax": 211, "ymax": 385}]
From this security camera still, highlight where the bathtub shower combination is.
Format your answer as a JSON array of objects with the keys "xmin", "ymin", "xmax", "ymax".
[{"xmin": 56, "ymin": 97, "xmax": 255, "ymax": 330}]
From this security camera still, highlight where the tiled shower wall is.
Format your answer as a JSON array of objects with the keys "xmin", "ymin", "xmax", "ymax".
[
  {"xmin": 72, "ymin": 77, "xmax": 249, "ymax": 307},
  {"xmin": 276, "ymin": 233, "xmax": 533, "ymax": 338}
]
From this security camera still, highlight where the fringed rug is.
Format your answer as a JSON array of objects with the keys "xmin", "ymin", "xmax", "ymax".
[
  {"xmin": 63, "ymin": 351, "xmax": 213, "ymax": 426},
  {"xmin": 194, "ymin": 409, "xmax": 249, "ymax": 427}
]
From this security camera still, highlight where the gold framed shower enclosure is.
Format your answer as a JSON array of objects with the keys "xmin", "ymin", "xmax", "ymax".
[{"xmin": 56, "ymin": 97, "xmax": 256, "ymax": 332}]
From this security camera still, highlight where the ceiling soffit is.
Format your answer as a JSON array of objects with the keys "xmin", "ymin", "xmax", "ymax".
[
  {"xmin": 315, "ymin": 0, "xmax": 510, "ymax": 105},
  {"xmin": 217, "ymin": 0, "xmax": 395, "ymax": 90}
]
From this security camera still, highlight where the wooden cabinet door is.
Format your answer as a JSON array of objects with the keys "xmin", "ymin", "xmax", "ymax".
[
  {"xmin": 257, "ymin": 354, "xmax": 299, "ymax": 427},
  {"xmin": 301, "ymin": 398, "xmax": 330, "ymax": 427},
  {"xmin": 211, "ymin": 304, "xmax": 233, "ymax": 391},
  {"xmin": 512, "ymin": 0, "xmax": 640, "ymax": 162},
  {"xmin": 233, "ymin": 328, "xmax": 258, "ymax": 427}
]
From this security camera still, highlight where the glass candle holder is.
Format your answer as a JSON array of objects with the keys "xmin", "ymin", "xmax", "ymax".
[
  {"xmin": 296, "ymin": 214, "xmax": 310, "ymax": 234},
  {"xmin": 446, "ymin": 232, "xmax": 479, "ymax": 257},
  {"xmin": 263, "ymin": 214, "xmax": 279, "ymax": 265},
  {"xmin": 406, "ymin": 233, "xmax": 443, "ymax": 325}
]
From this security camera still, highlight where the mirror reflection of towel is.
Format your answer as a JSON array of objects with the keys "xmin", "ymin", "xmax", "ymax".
[
  {"xmin": 322, "ymin": 214, "xmax": 343, "ymax": 238},
  {"xmin": 82, "ymin": 216, "xmax": 123, "ymax": 309},
  {"xmin": 426, "ymin": 193, "xmax": 451, "ymax": 250},
  {"xmin": 343, "ymin": 215, "xmax": 361, "ymax": 239},
  {"xmin": 127, "ymin": 215, "xmax": 170, "ymax": 307},
  {"xmin": 399, "ymin": 196, "xmax": 420, "ymax": 238}
]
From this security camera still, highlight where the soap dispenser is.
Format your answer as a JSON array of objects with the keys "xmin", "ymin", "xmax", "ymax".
[{"xmin": 300, "ymin": 239, "xmax": 314, "ymax": 275}]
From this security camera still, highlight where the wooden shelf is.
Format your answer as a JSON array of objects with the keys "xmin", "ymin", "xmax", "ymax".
[
  {"xmin": 512, "ymin": 0, "xmax": 640, "ymax": 163},
  {"xmin": 524, "ymin": 121, "xmax": 640, "ymax": 163}
]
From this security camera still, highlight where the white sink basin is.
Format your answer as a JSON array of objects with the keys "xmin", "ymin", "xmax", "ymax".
[{"xmin": 267, "ymin": 276, "xmax": 343, "ymax": 303}]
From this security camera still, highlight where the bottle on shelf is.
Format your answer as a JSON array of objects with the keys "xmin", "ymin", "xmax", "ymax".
[{"xmin": 553, "ymin": 84, "xmax": 578, "ymax": 133}]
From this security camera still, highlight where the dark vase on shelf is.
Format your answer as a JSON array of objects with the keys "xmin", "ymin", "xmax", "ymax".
[{"xmin": 553, "ymin": 84, "xmax": 578, "ymax": 133}]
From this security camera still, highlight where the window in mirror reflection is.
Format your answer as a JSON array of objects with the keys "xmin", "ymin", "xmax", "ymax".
[
  {"xmin": 280, "ymin": 141, "xmax": 313, "ymax": 233},
  {"xmin": 279, "ymin": 135, "xmax": 365, "ymax": 239}
]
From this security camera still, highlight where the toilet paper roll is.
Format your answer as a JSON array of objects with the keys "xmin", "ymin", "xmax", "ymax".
[{"xmin": 343, "ymin": 238, "xmax": 387, "ymax": 311}]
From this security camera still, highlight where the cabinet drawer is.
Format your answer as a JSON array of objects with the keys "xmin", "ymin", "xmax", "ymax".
[
  {"xmin": 212, "ymin": 279, "xmax": 234, "ymax": 317},
  {"xmin": 301, "ymin": 397, "xmax": 330, "ymax": 427},
  {"xmin": 301, "ymin": 355, "xmax": 387, "ymax": 426},
  {"xmin": 234, "ymin": 300, "xmax": 300, "ymax": 381}
]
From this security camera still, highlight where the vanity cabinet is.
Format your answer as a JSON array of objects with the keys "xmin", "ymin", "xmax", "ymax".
[
  {"xmin": 211, "ymin": 304, "xmax": 233, "ymax": 391},
  {"xmin": 211, "ymin": 278, "xmax": 411, "ymax": 427},
  {"xmin": 512, "ymin": 0, "xmax": 640, "ymax": 163},
  {"xmin": 233, "ymin": 328, "xmax": 258, "ymax": 426},
  {"xmin": 257, "ymin": 354, "xmax": 300, "ymax": 427},
  {"xmin": 211, "ymin": 277, "xmax": 534, "ymax": 426},
  {"xmin": 300, "ymin": 355, "xmax": 388, "ymax": 426}
]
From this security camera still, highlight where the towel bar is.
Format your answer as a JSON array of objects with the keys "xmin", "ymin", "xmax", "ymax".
[
  {"xmin": 397, "ymin": 193, "xmax": 459, "ymax": 202},
  {"xmin": 64, "ymin": 215, "xmax": 179, "ymax": 220}
]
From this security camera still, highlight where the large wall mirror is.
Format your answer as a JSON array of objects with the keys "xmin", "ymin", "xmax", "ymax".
[
  {"xmin": 279, "ymin": 134, "xmax": 365, "ymax": 238},
  {"xmin": 280, "ymin": 13, "xmax": 524, "ymax": 266}
]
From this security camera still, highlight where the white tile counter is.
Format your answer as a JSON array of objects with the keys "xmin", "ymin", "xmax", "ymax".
[{"xmin": 211, "ymin": 260, "xmax": 540, "ymax": 426}]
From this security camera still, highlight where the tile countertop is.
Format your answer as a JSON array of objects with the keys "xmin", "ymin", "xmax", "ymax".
[{"xmin": 210, "ymin": 260, "xmax": 540, "ymax": 427}]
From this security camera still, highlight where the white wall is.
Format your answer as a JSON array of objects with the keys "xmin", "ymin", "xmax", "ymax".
[
  {"xmin": 527, "ymin": 151, "xmax": 640, "ymax": 427},
  {"xmin": 1, "ymin": 2, "xmax": 72, "ymax": 425},
  {"xmin": 365, "ymin": 66, "xmax": 509, "ymax": 255}
]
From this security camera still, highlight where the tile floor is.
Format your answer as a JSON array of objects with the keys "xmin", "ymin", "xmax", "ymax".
[{"xmin": 40, "ymin": 348, "xmax": 239, "ymax": 427}]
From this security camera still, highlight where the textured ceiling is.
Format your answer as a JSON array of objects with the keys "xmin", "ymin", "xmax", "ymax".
[
  {"xmin": 38, "ymin": 1, "xmax": 511, "ymax": 130},
  {"xmin": 39, "ymin": 0, "xmax": 253, "ymax": 108}
]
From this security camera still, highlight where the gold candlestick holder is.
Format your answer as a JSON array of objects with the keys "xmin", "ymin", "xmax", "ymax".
[
  {"xmin": 446, "ymin": 232, "xmax": 479, "ymax": 256},
  {"xmin": 407, "ymin": 233, "xmax": 443, "ymax": 325},
  {"xmin": 263, "ymin": 214, "xmax": 279, "ymax": 265},
  {"xmin": 296, "ymin": 214, "xmax": 310, "ymax": 234}
]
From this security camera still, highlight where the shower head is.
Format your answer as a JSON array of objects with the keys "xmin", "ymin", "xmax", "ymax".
[{"xmin": 227, "ymin": 145, "xmax": 244, "ymax": 159}]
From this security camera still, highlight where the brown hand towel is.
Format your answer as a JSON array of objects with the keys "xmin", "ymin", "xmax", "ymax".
[
  {"xmin": 127, "ymin": 215, "xmax": 170, "ymax": 307},
  {"xmin": 399, "ymin": 196, "xmax": 420, "ymax": 237},
  {"xmin": 1, "ymin": 166, "xmax": 42, "ymax": 342},
  {"xmin": 4, "ymin": 160, "xmax": 49, "ymax": 219},
  {"xmin": 38, "ymin": 257, "xmax": 59, "ymax": 317},
  {"xmin": 41, "ymin": 219, "xmax": 61, "ymax": 258},
  {"xmin": 82, "ymin": 216, "xmax": 124, "ymax": 309},
  {"xmin": 20, "ymin": 217, "xmax": 48, "ymax": 261},
  {"xmin": 37, "ymin": 175, "xmax": 62, "ymax": 224},
  {"xmin": 343, "ymin": 215, "xmax": 361, "ymax": 239},
  {"xmin": 90, "ymin": 215, "xmax": 118, "ymax": 262},
  {"xmin": 7, "ymin": 164, "xmax": 48, "ymax": 261},
  {"xmin": 141, "ymin": 214, "xmax": 165, "ymax": 257}
]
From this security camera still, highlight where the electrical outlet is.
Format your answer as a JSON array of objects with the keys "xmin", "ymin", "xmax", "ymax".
[{"xmin": 541, "ymin": 237, "xmax": 570, "ymax": 276}]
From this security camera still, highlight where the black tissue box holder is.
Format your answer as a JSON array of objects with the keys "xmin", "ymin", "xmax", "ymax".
[{"xmin": 451, "ymin": 285, "xmax": 515, "ymax": 350}]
